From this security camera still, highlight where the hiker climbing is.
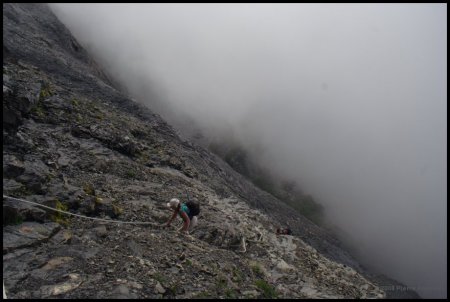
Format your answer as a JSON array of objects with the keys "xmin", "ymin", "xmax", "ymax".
[
  {"xmin": 165, "ymin": 198, "xmax": 200, "ymax": 234},
  {"xmin": 276, "ymin": 227, "xmax": 292, "ymax": 235}
]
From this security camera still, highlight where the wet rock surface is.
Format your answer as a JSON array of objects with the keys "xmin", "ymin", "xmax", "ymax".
[{"xmin": 2, "ymin": 3, "xmax": 419, "ymax": 299}]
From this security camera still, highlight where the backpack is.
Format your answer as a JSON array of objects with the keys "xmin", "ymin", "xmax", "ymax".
[{"xmin": 186, "ymin": 200, "xmax": 200, "ymax": 216}]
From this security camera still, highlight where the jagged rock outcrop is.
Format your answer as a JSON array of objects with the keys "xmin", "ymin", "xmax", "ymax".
[{"xmin": 3, "ymin": 3, "xmax": 420, "ymax": 299}]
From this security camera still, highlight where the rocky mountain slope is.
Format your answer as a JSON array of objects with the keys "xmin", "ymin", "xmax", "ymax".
[{"xmin": 3, "ymin": 3, "xmax": 419, "ymax": 299}]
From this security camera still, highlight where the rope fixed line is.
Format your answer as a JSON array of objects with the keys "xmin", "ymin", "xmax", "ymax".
[{"xmin": 2, "ymin": 195, "xmax": 161, "ymax": 227}]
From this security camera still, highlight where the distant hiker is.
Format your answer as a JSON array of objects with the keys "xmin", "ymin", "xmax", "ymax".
[
  {"xmin": 276, "ymin": 227, "xmax": 292, "ymax": 235},
  {"xmin": 165, "ymin": 198, "xmax": 200, "ymax": 234}
]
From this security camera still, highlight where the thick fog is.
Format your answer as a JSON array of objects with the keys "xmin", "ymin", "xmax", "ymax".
[{"xmin": 49, "ymin": 4, "xmax": 446, "ymax": 298}]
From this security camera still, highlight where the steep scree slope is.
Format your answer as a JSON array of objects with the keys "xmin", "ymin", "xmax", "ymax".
[{"xmin": 3, "ymin": 3, "xmax": 419, "ymax": 299}]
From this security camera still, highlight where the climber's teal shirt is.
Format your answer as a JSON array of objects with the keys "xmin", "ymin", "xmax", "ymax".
[{"xmin": 178, "ymin": 203, "xmax": 190, "ymax": 218}]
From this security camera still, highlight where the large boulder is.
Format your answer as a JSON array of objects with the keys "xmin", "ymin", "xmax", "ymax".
[
  {"xmin": 77, "ymin": 196, "xmax": 122, "ymax": 219},
  {"xmin": 3, "ymin": 222, "xmax": 61, "ymax": 254},
  {"xmin": 16, "ymin": 160, "xmax": 50, "ymax": 193},
  {"xmin": 109, "ymin": 135, "xmax": 142, "ymax": 157},
  {"xmin": 93, "ymin": 197, "xmax": 123, "ymax": 218},
  {"xmin": 3, "ymin": 75, "xmax": 42, "ymax": 130},
  {"xmin": 3, "ymin": 196, "xmax": 47, "ymax": 225},
  {"xmin": 202, "ymin": 223, "xmax": 242, "ymax": 250},
  {"xmin": 3, "ymin": 154, "xmax": 25, "ymax": 178}
]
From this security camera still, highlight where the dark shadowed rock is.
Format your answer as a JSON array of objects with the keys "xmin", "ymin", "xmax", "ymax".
[
  {"xmin": 3, "ymin": 222, "xmax": 61, "ymax": 253},
  {"xmin": 2, "ymin": 74, "xmax": 41, "ymax": 130},
  {"xmin": 3, "ymin": 178, "xmax": 24, "ymax": 193},
  {"xmin": 16, "ymin": 160, "xmax": 50, "ymax": 193},
  {"xmin": 3, "ymin": 197, "xmax": 47, "ymax": 225},
  {"xmin": 94, "ymin": 198, "xmax": 122, "ymax": 218},
  {"xmin": 3, "ymin": 154, "xmax": 25, "ymax": 177}
]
